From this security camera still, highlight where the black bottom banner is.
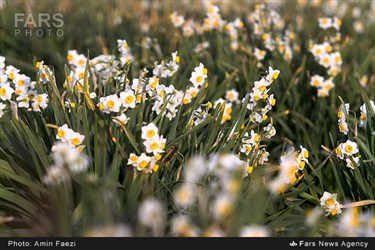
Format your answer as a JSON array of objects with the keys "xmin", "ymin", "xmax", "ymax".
[{"xmin": 0, "ymin": 237, "xmax": 373, "ymax": 250}]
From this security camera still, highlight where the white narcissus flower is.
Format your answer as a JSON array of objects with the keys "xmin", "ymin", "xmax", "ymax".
[
  {"xmin": 143, "ymin": 136, "xmax": 166, "ymax": 155},
  {"xmin": 310, "ymin": 75, "xmax": 324, "ymax": 88},
  {"xmin": 173, "ymin": 184, "xmax": 195, "ymax": 208},
  {"xmin": 359, "ymin": 101, "xmax": 375, "ymax": 128},
  {"xmin": 120, "ymin": 90, "xmax": 136, "ymax": 109},
  {"xmin": 320, "ymin": 191, "xmax": 342, "ymax": 216},
  {"xmin": 117, "ymin": 39, "xmax": 129, "ymax": 54},
  {"xmin": 56, "ymin": 124, "xmax": 71, "ymax": 142},
  {"xmin": 341, "ymin": 140, "xmax": 359, "ymax": 156},
  {"xmin": 31, "ymin": 93, "xmax": 48, "ymax": 112},
  {"xmin": 138, "ymin": 198, "xmax": 164, "ymax": 229},
  {"xmin": 225, "ymin": 89, "xmax": 239, "ymax": 103},
  {"xmin": 105, "ymin": 94, "xmax": 121, "ymax": 113},
  {"xmin": 318, "ymin": 17, "xmax": 332, "ymax": 30},
  {"xmin": 68, "ymin": 131, "xmax": 85, "ymax": 147},
  {"xmin": 0, "ymin": 82, "xmax": 14, "ymax": 101},
  {"xmin": 254, "ymin": 78, "xmax": 270, "ymax": 92},
  {"xmin": 136, "ymin": 153, "xmax": 151, "ymax": 171},
  {"xmin": 141, "ymin": 123, "xmax": 159, "ymax": 140},
  {"xmin": 254, "ymin": 48, "xmax": 266, "ymax": 61},
  {"xmin": 169, "ymin": 12, "xmax": 185, "ymax": 27},
  {"xmin": 266, "ymin": 67, "xmax": 280, "ymax": 83},
  {"xmin": 113, "ymin": 113, "xmax": 129, "ymax": 126},
  {"xmin": 189, "ymin": 63, "xmax": 208, "ymax": 88},
  {"xmin": 346, "ymin": 156, "xmax": 360, "ymax": 170}
]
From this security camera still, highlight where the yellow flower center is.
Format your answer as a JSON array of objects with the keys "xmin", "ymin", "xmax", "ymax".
[
  {"xmin": 271, "ymin": 98, "xmax": 276, "ymax": 106},
  {"xmin": 0, "ymin": 88, "xmax": 6, "ymax": 95},
  {"xmin": 79, "ymin": 72, "xmax": 85, "ymax": 79},
  {"xmin": 203, "ymin": 68, "xmax": 208, "ymax": 75},
  {"xmin": 335, "ymin": 147, "xmax": 341, "ymax": 155},
  {"xmin": 191, "ymin": 91, "xmax": 198, "ymax": 97},
  {"xmin": 272, "ymin": 71, "xmax": 279, "ymax": 80},
  {"xmin": 183, "ymin": 98, "xmax": 190, "ymax": 104},
  {"xmin": 78, "ymin": 59, "xmax": 85, "ymax": 66},
  {"xmin": 150, "ymin": 143, "xmax": 159, "ymax": 150},
  {"xmin": 299, "ymin": 161, "xmax": 305, "ymax": 169},
  {"xmin": 72, "ymin": 138, "xmax": 80, "ymax": 145},
  {"xmin": 139, "ymin": 160, "xmax": 148, "ymax": 169},
  {"xmin": 331, "ymin": 209, "xmax": 338, "ymax": 215},
  {"xmin": 99, "ymin": 103, "xmax": 105, "ymax": 110},
  {"xmin": 254, "ymin": 95, "xmax": 260, "ymax": 101},
  {"xmin": 151, "ymin": 78, "xmax": 159, "ymax": 88},
  {"xmin": 36, "ymin": 96, "xmax": 43, "ymax": 102},
  {"xmin": 360, "ymin": 113, "xmax": 366, "ymax": 121},
  {"xmin": 254, "ymin": 134, "xmax": 260, "ymax": 142},
  {"xmin": 18, "ymin": 79, "xmax": 25, "ymax": 86},
  {"xmin": 9, "ymin": 72, "xmax": 15, "ymax": 80},
  {"xmin": 338, "ymin": 124, "xmax": 345, "ymax": 131},
  {"xmin": 57, "ymin": 130, "xmax": 65, "ymax": 138},
  {"xmin": 107, "ymin": 100, "xmax": 115, "ymax": 108},
  {"xmin": 136, "ymin": 95, "xmax": 142, "ymax": 102},
  {"xmin": 259, "ymin": 85, "xmax": 266, "ymax": 92},
  {"xmin": 155, "ymin": 154, "xmax": 162, "ymax": 161},
  {"xmin": 67, "ymin": 54, "xmax": 74, "ymax": 61},
  {"xmin": 125, "ymin": 95, "xmax": 134, "ymax": 104},
  {"xmin": 247, "ymin": 166, "xmax": 254, "ymax": 174},
  {"xmin": 175, "ymin": 56, "xmax": 180, "ymax": 64},
  {"xmin": 147, "ymin": 130, "xmax": 156, "ymax": 138},
  {"xmin": 323, "ymin": 57, "xmax": 330, "ymax": 65},
  {"xmin": 326, "ymin": 198, "xmax": 335, "ymax": 206},
  {"xmin": 40, "ymin": 73, "xmax": 46, "ymax": 79},
  {"xmin": 196, "ymin": 75, "xmax": 203, "ymax": 83},
  {"xmin": 345, "ymin": 145, "xmax": 353, "ymax": 153},
  {"xmin": 130, "ymin": 155, "xmax": 138, "ymax": 162},
  {"xmin": 304, "ymin": 150, "xmax": 309, "ymax": 158},
  {"xmin": 152, "ymin": 164, "xmax": 159, "ymax": 172},
  {"xmin": 337, "ymin": 110, "xmax": 343, "ymax": 118}
]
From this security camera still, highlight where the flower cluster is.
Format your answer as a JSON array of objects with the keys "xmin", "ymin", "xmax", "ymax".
[
  {"xmin": 335, "ymin": 140, "xmax": 360, "ymax": 170},
  {"xmin": 43, "ymin": 142, "xmax": 89, "ymax": 185},
  {"xmin": 268, "ymin": 146, "xmax": 309, "ymax": 194},
  {"xmin": 0, "ymin": 56, "xmax": 50, "ymax": 116},
  {"xmin": 127, "ymin": 123, "xmax": 165, "ymax": 173},
  {"xmin": 246, "ymin": 67, "xmax": 279, "ymax": 123},
  {"xmin": 309, "ymin": 16, "xmax": 342, "ymax": 97},
  {"xmin": 56, "ymin": 124, "xmax": 85, "ymax": 147},
  {"xmin": 336, "ymin": 207, "xmax": 375, "ymax": 236},
  {"xmin": 320, "ymin": 191, "xmax": 342, "ymax": 216},
  {"xmin": 248, "ymin": 3, "xmax": 294, "ymax": 62},
  {"xmin": 337, "ymin": 103, "xmax": 350, "ymax": 135},
  {"xmin": 171, "ymin": 154, "xmax": 268, "ymax": 237}
]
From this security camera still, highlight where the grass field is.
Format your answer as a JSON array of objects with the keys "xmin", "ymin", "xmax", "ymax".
[{"xmin": 0, "ymin": 0, "xmax": 375, "ymax": 237}]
